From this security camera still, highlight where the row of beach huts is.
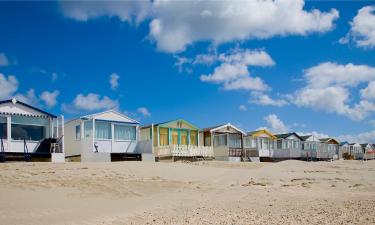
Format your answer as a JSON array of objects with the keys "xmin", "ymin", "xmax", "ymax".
[{"xmin": 0, "ymin": 98, "xmax": 374, "ymax": 163}]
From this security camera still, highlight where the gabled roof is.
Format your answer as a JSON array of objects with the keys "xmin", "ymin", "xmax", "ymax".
[
  {"xmin": 0, "ymin": 99, "xmax": 57, "ymax": 118},
  {"xmin": 340, "ymin": 141, "xmax": 349, "ymax": 146},
  {"xmin": 81, "ymin": 110, "xmax": 139, "ymax": 124},
  {"xmin": 349, "ymin": 143, "xmax": 361, "ymax": 146},
  {"xmin": 246, "ymin": 129, "xmax": 277, "ymax": 139},
  {"xmin": 320, "ymin": 138, "xmax": 340, "ymax": 145},
  {"xmin": 300, "ymin": 135, "xmax": 312, "ymax": 141},
  {"xmin": 275, "ymin": 132, "xmax": 303, "ymax": 140},
  {"xmin": 142, "ymin": 119, "xmax": 200, "ymax": 130},
  {"xmin": 203, "ymin": 124, "xmax": 225, "ymax": 132},
  {"xmin": 360, "ymin": 143, "xmax": 369, "ymax": 148},
  {"xmin": 203, "ymin": 123, "xmax": 245, "ymax": 135}
]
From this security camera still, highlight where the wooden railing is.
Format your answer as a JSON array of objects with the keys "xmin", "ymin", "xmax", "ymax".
[{"xmin": 154, "ymin": 145, "xmax": 214, "ymax": 157}]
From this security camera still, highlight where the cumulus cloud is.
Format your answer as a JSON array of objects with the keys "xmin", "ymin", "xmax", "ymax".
[
  {"xmin": 261, "ymin": 114, "xmax": 289, "ymax": 134},
  {"xmin": 303, "ymin": 62, "xmax": 375, "ymax": 88},
  {"xmin": 40, "ymin": 90, "xmax": 60, "ymax": 108},
  {"xmin": 297, "ymin": 131, "xmax": 329, "ymax": 139},
  {"xmin": 0, "ymin": 53, "xmax": 10, "ymax": 66},
  {"xmin": 109, "ymin": 73, "xmax": 120, "ymax": 90},
  {"xmin": 293, "ymin": 62, "xmax": 375, "ymax": 121},
  {"xmin": 62, "ymin": 93, "xmax": 119, "ymax": 113},
  {"xmin": 150, "ymin": 0, "xmax": 339, "ymax": 52},
  {"xmin": 200, "ymin": 49, "xmax": 274, "ymax": 92},
  {"xmin": 361, "ymin": 81, "xmax": 375, "ymax": 100},
  {"xmin": 59, "ymin": 0, "xmax": 339, "ymax": 53},
  {"xmin": 14, "ymin": 89, "xmax": 39, "ymax": 106},
  {"xmin": 137, "ymin": 107, "xmax": 151, "ymax": 117},
  {"xmin": 340, "ymin": 6, "xmax": 375, "ymax": 49},
  {"xmin": 0, "ymin": 73, "xmax": 18, "ymax": 99},
  {"xmin": 249, "ymin": 92, "xmax": 288, "ymax": 107},
  {"xmin": 338, "ymin": 130, "xmax": 375, "ymax": 144},
  {"xmin": 59, "ymin": 1, "xmax": 151, "ymax": 24}
]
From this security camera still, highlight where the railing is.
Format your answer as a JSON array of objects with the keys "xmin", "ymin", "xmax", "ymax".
[{"xmin": 154, "ymin": 145, "xmax": 214, "ymax": 157}]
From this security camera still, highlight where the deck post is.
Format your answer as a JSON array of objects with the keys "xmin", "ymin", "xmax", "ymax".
[{"xmin": 6, "ymin": 116, "xmax": 11, "ymax": 152}]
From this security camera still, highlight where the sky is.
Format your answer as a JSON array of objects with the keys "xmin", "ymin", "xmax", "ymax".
[{"xmin": 0, "ymin": 1, "xmax": 375, "ymax": 143}]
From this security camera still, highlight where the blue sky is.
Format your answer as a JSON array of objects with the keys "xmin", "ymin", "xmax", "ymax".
[{"xmin": 0, "ymin": 1, "xmax": 375, "ymax": 142}]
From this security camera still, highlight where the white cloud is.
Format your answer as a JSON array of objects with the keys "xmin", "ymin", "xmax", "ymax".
[
  {"xmin": 361, "ymin": 81, "xmax": 375, "ymax": 100},
  {"xmin": 200, "ymin": 49, "xmax": 273, "ymax": 92},
  {"xmin": 239, "ymin": 105, "xmax": 247, "ymax": 111},
  {"xmin": 293, "ymin": 62, "xmax": 375, "ymax": 121},
  {"xmin": 59, "ymin": 1, "xmax": 151, "ymax": 24},
  {"xmin": 40, "ymin": 90, "xmax": 60, "ymax": 108},
  {"xmin": 63, "ymin": 93, "xmax": 119, "ymax": 112},
  {"xmin": 60, "ymin": 0, "xmax": 339, "ymax": 53},
  {"xmin": 137, "ymin": 107, "xmax": 151, "ymax": 117},
  {"xmin": 174, "ymin": 56, "xmax": 192, "ymax": 73},
  {"xmin": 109, "ymin": 73, "xmax": 120, "ymax": 90},
  {"xmin": 0, "ymin": 53, "xmax": 9, "ymax": 66},
  {"xmin": 303, "ymin": 62, "xmax": 375, "ymax": 88},
  {"xmin": 14, "ymin": 89, "xmax": 39, "ymax": 106},
  {"xmin": 297, "ymin": 131, "xmax": 329, "ymax": 139},
  {"xmin": 249, "ymin": 92, "xmax": 288, "ymax": 107},
  {"xmin": 262, "ymin": 114, "xmax": 289, "ymax": 134},
  {"xmin": 222, "ymin": 76, "xmax": 269, "ymax": 92},
  {"xmin": 338, "ymin": 130, "xmax": 375, "ymax": 144},
  {"xmin": 340, "ymin": 6, "xmax": 375, "ymax": 49},
  {"xmin": 150, "ymin": 0, "xmax": 338, "ymax": 52},
  {"xmin": 0, "ymin": 73, "xmax": 18, "ymax": 99}
]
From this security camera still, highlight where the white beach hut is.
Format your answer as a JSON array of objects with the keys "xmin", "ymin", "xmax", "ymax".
[
  {"xmin": 0, "ymin": 98, "xmax": 64, "ymax": 162},
  {"xmin": 64, "ymin": 110, "xmax": 139, "ymax": 162}
]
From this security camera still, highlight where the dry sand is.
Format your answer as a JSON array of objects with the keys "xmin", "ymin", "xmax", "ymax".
[{"xmin": 0, "ymin": 160, "xmax": 374, "ymax": 225}]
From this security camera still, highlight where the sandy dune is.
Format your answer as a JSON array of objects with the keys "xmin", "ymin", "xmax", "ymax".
[{"xmin": 0, "ymin": 160, "xmax": 374, "ymax": 225}]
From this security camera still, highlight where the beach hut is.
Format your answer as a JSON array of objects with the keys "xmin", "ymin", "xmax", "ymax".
[
  {"xmin": 349, "ymin": 143, "xmax": 363, "ymax": 159},
  {"xmin": 361, "ymin": 143, "xmax": 375, "ymax": 160},
  {"xmin": 0, "ymin": 98, "xmax": 64, "ymax": 162},
  {"xmin": 201, "ymin": 123, "xmax": 245, "ymax": 162},
  {"xmin": 339, "ymin": 141, "xmax": 350, "ymax": 159},
  {"xmin": 273, "ymin": 133, "xmax": 303, "ymax": 160},
  {"xmin": 319, "ymin": 138, "xmax": 339, "ymax": 160},
  {"xmin": 137, "ymin": 119, "xmax": 213, "ymax": 161},
  {"xmin": 64, "ymin": 110, "xmax": 139, "ymax": 162},
  {"xmin": 300, "ymin": 134, "xmax": 320, "ymax": 160},
  {"xmin": 243, "ymin": 129, "xmax": 276, "ymax": 162}
]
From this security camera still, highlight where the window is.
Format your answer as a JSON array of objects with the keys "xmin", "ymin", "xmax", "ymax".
[
  {"xmin": 95, "ymin": 121, "xmax": 111, "ymax": 139},
  {"xmin": 12, "ymin": 124, "xmax": 45, "ymax": 141},
  {"xmin": 190, "ymin": 130, "xmax": 197, "ymax": 146},
  {"xmin": 277, "ymin": 140, "xmax": 282, "ymax": 149},
  {"xmin": 172, "ymin": 130, "xmax": 178, "ymax": 145},
  {"xmin": 75, "ymin": 125, "xmax": 81, "ymax": 140},
  {"xmin": 159, "ymin": 127, "xmax": 168, "ymax": 145},
  {"xmin": 293, "ymin": 141, "xmax": 299, "ymax": 149},
  {"xmin": 0, "ymin": 117, "xmax": 7, "ymax": 139},
  {"xmin": 115, "ymin": 124, "xmax": 136, "ymax": 141},
  {"xmin": 180, "ymin": 130, "xmax": 188, "ymax": 145},
  {"xmin": 229, "ymin": 134, "xmax": 241, "ymax": 148},
  {"xmin": 84, "ymin": 121, "xmax": 92, "ymax": 138},
  {"xmin": 11, "ymin": 116, "xmax": 48, "ymax": 141},
  {"xmin": 213, "ymin": 134, "xmax": 227, "ymax": 146},
  {"xmin": 251, "ymin": 138, "xmax": 256, "ymax": 148}
]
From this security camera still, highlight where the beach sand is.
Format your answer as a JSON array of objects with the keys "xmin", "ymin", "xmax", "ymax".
[{"xmin": 0, "ymin": 160, "xmax": 374, "ymax": 225}]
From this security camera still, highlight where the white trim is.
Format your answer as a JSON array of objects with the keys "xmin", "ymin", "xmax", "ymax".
[
  {"xmin": 80, "ymin": 110, "xmax": 139, "ymax": 124},
  {"xmin": 209, "ymin": 123, "xmax": 246, "ymax": 135}
]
